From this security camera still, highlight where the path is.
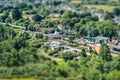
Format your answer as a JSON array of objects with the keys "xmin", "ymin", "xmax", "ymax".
[{"xmin": 0, "ymin": 22, "xmax": 25, "ymax": 29}]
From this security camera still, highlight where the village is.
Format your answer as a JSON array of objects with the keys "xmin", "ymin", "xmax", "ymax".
[
  {"xmin": 44, "ymin": 28, "xmax": 120, "ymax": 57},
  {"xmin": 0, "ymin": 0, "xmax": 120, "ymax": 57},
  {"xmin": 1, "ymin": 0, "xmax": 120, "ymax": 79}
]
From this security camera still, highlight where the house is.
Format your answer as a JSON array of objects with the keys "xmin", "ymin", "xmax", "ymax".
[
  {"xmin": 45, "ymin": 31, "xmax": 62, "ymax": 39},
  {"xmin": 54, "ymin": 31, "xmax": 59, "ymax": 35},
  {"xmin": 84, "ymin": 37, "xmax": 95, "ymax": 42},
  {"xmin": 95, "ymin": 36, "xmax": 110, "ymax": 44},
  {"xmin": 57, "ymin": 24, "xmax": 70, "ymax": 30},
  {"xmin": 46, "ymin": 41, "xmax": 81, "ymax": 54},
  {"xmin": 63, "ymin": 46, "xmax": 81, "ymax": 53},
  {"xmin": 117, "ymin": 41, "xmax": 120, "ymax": 46},
  {"xmin": 111, "ymin": 44, "xmax": 120, "ymax": 53},
  {"xmin": 113, "ymin": 16, "xmax": 120, "ymax": 25},
  {"xmin": 58, "ymin": 24, "xmax": 65, "ymax": 30},
  {"xmin": 46, "ymin": 41, "xmax": 64, "ymax": 50},
  {"xmin": 94, "ymin": 44, "xmax": 102, "ymax": 53},
  {"xmin": 111, "ymin": 38, "xmax": 119, "ymax": 45},
  {"xmin": 109, "ymin": 40, "xmax": 120, "ymax": 54}
]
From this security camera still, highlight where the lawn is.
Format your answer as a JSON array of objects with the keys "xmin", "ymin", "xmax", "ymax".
[
  {"xmin": 71, "ymin": 0, "xmax": 82, "ymax": 4},
  {"xmin": 0, "ymin": 13, "xmax": 4, "ymax": 16},
  {"xmin": 22, "ymin": 11, "xmax": 30, "ymax": 19},
  {"xmin": 46, "ymin": 17, "xmax": 60, "ymax": 21},
  {"xmin": 82, "ymin": 5, "xmax": 120, "ymax": 12}
]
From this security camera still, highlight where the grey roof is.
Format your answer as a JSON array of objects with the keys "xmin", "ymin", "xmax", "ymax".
[{"xmin": 96, "ymin": 36, "xmax": 109, "ymax": 40}]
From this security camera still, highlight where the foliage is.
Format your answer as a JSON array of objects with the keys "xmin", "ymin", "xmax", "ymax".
[
  {"xmin": 11, "ymin": 9, "xmax": 22, "ymax": 20},
  {"xmin": 99, "ymin": 44, "xmax": 112, "ymax": 61},
  {"xmin": 31, "ymin": 14, "xmax": 43, "ymax": 22},
  {"xmin": 0, "ymin": 1, "xmax": 120, "ymax": 79}
]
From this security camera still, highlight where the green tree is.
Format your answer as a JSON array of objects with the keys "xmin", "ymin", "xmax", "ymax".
[
  {"xmin": 74, "ymin": 23, "xmax": 82, "ymax": 34},
  {"xmin": 80, "ymin": 48, "xmax": 87, "ymax": 57},
  {"xmin": 60, "ymin": 52, "xmax": 77, "ymax": 60},
  {"xmin": 106, "ymin": 70, "xmax": 120, "ymax": 80},
  {"xmin": 99, "ymin": 44, "xmax": 112, "ymax": 61},
  {"xmin": 114, "ymin": 8, "xmax": 120, "ymax": 16},
  {"xmin": 5, "ymin": 18, "xmax": 12, "ymax": 23},
  {"xmin": 11, "ymin": 9, "xmax": 22, "ymax": 20}
]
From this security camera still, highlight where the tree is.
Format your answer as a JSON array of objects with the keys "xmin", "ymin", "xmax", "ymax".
[
  {"xmin": 60, "ymin": 18, "xmax": 71, "ymax": 25},
  {"xmin": 85, "ymin": 70, "xmax": 103, "ymax": 80},
  {"xmin": 5, "ymin": 18, "xmax": 12, "ymax": 23},
  {"xmin": 80, "ymin": 48, "xmax": 87, "ymax": 57},
  {"xmin": 60, "ymin": 52, "xmax": 77, "ymax": 60},
  {"xmin": 106, "ymin": 70, "xmax": 120, "ymax": 80},
  {"xmin": 62, "ymin": 10, "xmax": 77, "ymax": 18},
  {"xmin": 114, "ymin": 8, "xmax": 120, "ymax": 16},
  {"xmin": 99, "ymin": 44, "xmax": 112, "ymax": 61},
  {"xmin": 39, "ymin": 6, "xmax": 49, "ymax": 17},
  {"xmin": 104, "ymin": 12, "xmax": 114, "ymax": 20},
  {"xmin": 0, "ymin": 12, "xmax": 8, "ymax": 22},
  {"xmin": 74, "ymin": 23, "xmax": 82, "ymax": 34},
  {"xmin": 35, "ymin": 33, "xmax": 43, "ymax": 39},
  {"xmin": 11, "ymin": 9, "xmax": 22, "ymax": 20},
  {"xmin": 91, "ymin": 16, "xmax": 98, "ymax": 21},
  {"xmin": 87, "ymin": 54, "xmax": 104, "ymax": 71},
  {"xmin": 31, "ymin": 14, "xmax": 43, "ymax": 22},
  {"xmin": 104, "ymin": 56, "xmax": 120, "ymax": 72}
]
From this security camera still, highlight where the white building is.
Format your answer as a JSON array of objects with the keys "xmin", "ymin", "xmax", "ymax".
[{"xmin": 113, "ymin": 16, "xmax": 120, "ymax": 25}]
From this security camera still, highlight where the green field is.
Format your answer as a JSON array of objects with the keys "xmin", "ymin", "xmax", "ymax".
[
  {"xmin": 71, "ymin": 0, "xmax": 82, "ymax": 4},
  {"xmin": 22, "ymin": 11, "xmax": 30, "ymax": 19},
  {"xmin": 83, "ymin": 5, "xmax": 120, "ymax": 12},
  {"xmin": 0, "ymin": 13, "xmax": 4, "ymax": 16}
]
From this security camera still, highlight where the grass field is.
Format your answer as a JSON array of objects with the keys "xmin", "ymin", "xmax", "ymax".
[
  {"xmin": 83, "ymin": 5, "xmax": 120, "ymax": 12},
  {"xmin": 22, "ymin": 11, "xmax": 30, "ymax": 19},
  {"xmin": 0, "ymin": 13, "xmax": 4, "ymax": 16},
  {"xmin": 71, "ymin": 0, "xmax": 82, "ymax": 4}
]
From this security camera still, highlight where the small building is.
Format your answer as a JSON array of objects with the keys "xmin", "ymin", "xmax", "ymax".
[
  {"xmin": 54, "ymin": 31, "xmax": 59, "ymax": 35},
  {"xmin": 84, "ymin": 37, "xmax": 95, "ymax": 42},
  {"xmin": 46, "ymin": 41, "xmax": 64, "ymax": 50},
  {"xmin": 111, "ymin": 45, "xmax": 120, "ymax": 53},
  {"xmin": 94, "ymin": 44, "xmax": 102, "ymax": 53},
  {"xmin": 95, "ymin": 36, "xmax": 109, "ymax": 44},
  {"xmin": 58, "ymin": 24, "xmax": 65, "ymax": 30},
  {"xmin": 45, "ymin": 31, "xmax": 62, "ymax": 40},
  {"xmin": 57, "ymin": 24, "xmax": 70, "ymax": 31},
  {"xmin": 63, "ymin": 46, "xmax": 81, "ymax": 53},
  {"xmin": 111, "ymin": 39, "xmax": 118, "ymax": 45},
  {"xmin": 113, "ymin": 16, "xmax": 120, "ymax": 25}
]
